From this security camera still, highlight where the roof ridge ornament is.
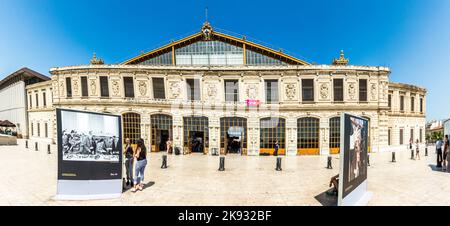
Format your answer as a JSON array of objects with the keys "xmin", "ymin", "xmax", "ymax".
[
  {"xmin": 332, "ymin": 50, "xmax": 349, "ymax": 65},
  {"xmin": 201, "ymin": 7, "xmax": 213, "ymax": 41},
  {"xmin": 90, "ymin": 53, "xmax": 104, "ymax": 65}
]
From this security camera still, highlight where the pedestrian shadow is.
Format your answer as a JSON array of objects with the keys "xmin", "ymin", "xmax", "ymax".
[
  {"xmin": 428, "ymin": 164, "xmax": 448, "ymax": 173},
  {"xmin": 122, "ymin": 180, "xmax": 156, "ymax": 192},
  {"xmin": 314, "ymin": 188, "xmax": 338, "ymax": 206}
]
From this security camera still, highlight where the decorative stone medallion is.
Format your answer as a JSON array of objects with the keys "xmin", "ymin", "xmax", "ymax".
[
  {"xmin": 246, "ymin": 84, "xmax": 258, "ymax": 99},
  {"xmin": 138, "ymin": 81, "xmax": 147, "ymax": 96},
  {"xmin": 73, "ymin": 79, "xmax": 79, "ymax": 96},
  {"xmin": 371, "ymin": 83, "xmax": 377, "ymax": 100},
  {"xmin": 285, "ymin": 83, "xmax": 296, "ymax": 100},
  {"xmin": 206, "ymin": 83, "xmax": 217, "ymax": 100},
  {"xmin": 90, "ymin": 79, "xmax": 97, "ymax": 95},
  {"xmin": 169, "ymin": 81, "xmax": 181, "ymax": 99},
  {"xmin": 112, "ymin": 80, "xmax": 120, "ymax": 96},
  {"xmin": 320, "ymin": 83, "xmax": 329, "ymax": 100},
  {"xmin": 348, "ymin": 82, "xmax": 356, "ymax": 100}
]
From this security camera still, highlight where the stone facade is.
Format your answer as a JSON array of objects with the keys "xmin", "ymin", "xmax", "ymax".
[{"xmin": 24, "ymin": 64, "xmax": 426, "ymax": 156}]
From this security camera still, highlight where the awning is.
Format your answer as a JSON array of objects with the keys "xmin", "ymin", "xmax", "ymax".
[
  {"xmin": 0, "ymin": 120, "xmax": 16, "ymax": 127},
  {"xmin": 227, "ymin": 126, "xmax": 244, "ymax": 137}
]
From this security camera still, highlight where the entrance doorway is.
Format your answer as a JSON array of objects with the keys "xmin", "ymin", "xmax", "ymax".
[
  {"xmin": 220, "ymin": 117, "xmax": 247, "ymax": 155},
  {"xmin": 151, "ymin": 114, "xmax": 173, "ymax": 152},
  {"xmin": 189, "ymin": 131, "xmax": 205, "ymax": 153},
  {"xmin": 156, "ymin": 130, "xmax": 170, "ymax": 152},
  {"xmin": 183, "ymin": 116, "xmax": 209, "ymax": 154}
]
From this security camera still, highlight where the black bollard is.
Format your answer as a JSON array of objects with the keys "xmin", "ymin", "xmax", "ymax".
[
  {"xmin": 35, "ymin": 142, "xmax": 38, "ymax": 151},
  {"xmin": 392, "ymin": 152, "xmax": 396, "ymax": 162},
  {"xmin": 47, "ymin": 144, "xmax": 51, "ymax": 154},
  {"xmin": 425, "ymin": 147, "xmax": 428, "ymax": 156},
  {"xmin": 367, "ymin": 154, "xmax": 371, "ymax": 166},
  {"xmin": 275, "ymin": 157, "xmax": 282, "ymax": 171},
  {"xmin": 161, "ymin": 155, "xmax": 168, "ymax": 169},
  {"xmin": 25, "ymin": 140, "xmax": 28, "ymax": 149},
  {"xmin": 218, "ymin": 156, "xmax": 225, "ymax": 171},
  {"xmin": 327, "ymin": 156, "xmax": 333, "ymax": 169},
  {"xmin": 411, "ymin": 149, "xmax": 415, "ymax": 160}
]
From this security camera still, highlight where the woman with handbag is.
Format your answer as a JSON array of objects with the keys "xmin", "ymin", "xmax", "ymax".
[{"xmin": 132, "ymin": 139, "xmax": 148, "ymax": 192}]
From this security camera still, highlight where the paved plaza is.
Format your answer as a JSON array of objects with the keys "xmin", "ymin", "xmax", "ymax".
[{"xmin": 0, "ymin": 141, "xmax": 449, "ymax": 206}]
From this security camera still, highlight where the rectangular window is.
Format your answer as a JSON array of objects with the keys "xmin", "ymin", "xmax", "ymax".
[
  {"xmin": 302, "ymin": 79, "xmax": 314, "ymax": 102},
  {"xmin": 420, "ymin": 98, "xmax": 423, "ymax": 113},
  {"xmin": 81, "ymin": 76, "xmax": 88, "ymax": 97},
  {"xmin": 31, "ymin": 123, "xmax": 34, "ymax": 136},
  {"xmin": 388, "ymin": 128, "xmax": 391, "ymax": 146},
  {"xmin": 123, "ymin": 77, "xmax": 135, "ymax": 98},
  {"xmin": 410, "ymin": 128, "xmax": 414, "ymax": 141},
  {"xmin": 152, "ymin": 78, "xmax": 166, "ymax": 99},
  {"xmin": 265, "ymin": 80, "xmax": 279, "ymax": 103},
  {"xmin": 100, "ymin": 76, "xmax": 109, "ymax": 97},
  {"xmin": 65, "ymin": 77, "xmax": 72, "ymax": 98},
  {"xmin": 35, "ymin": 93, "xmax": 39, "ymax": 108},
  {"xmin": 388, "ymin": 94, "xmax": 392, "ymax": 109},
  {"xmin": 400, "ymin": 129, "xmax": 404, "ymax": 145},
  {"xmin": 186, "ymin": 79, "xmax": 201, "ymax": 101},
  {"xmin": 42, "ymin": 91, "xmax": 46, "ymax": 107},
  {"xmin": 37, "ymin": 123, "xmax": 40, "ymax": 137},
  {"xmin": 225, "ymin": 80, "xmax": 239, "ymax": 102},
  {"xmin": 45, "ymin": 123, "xmax": 48, "ymax": 138},
  {"xmin": 400, "ymin": 96, "xmax": 405, "ymax": 111},
  {"xmin": 29, "ymin": 94, "xmax": 32, "ymax": 109},
  {"xmin": 420, "ymin": 128, "xmax": 423, "ymax": 143},
  {"xmin": 333, "ymin": 79, "xmax": 343, "ymax": 102},
  {"xmin": 359, "ymin": 79, "xmax": 367, "ymax": 102},
  {"xmin": 411, "ymin": 96, "xmax": 415, "ymax": 112}
]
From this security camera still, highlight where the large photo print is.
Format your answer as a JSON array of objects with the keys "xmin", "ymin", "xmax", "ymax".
[
  {"xmin": 61, "ymin": 110, "xmax": 120, "ymax": 162},
  {"xmin": 340, "ymin": 114, "xmax": 368, "ymax": 200}
]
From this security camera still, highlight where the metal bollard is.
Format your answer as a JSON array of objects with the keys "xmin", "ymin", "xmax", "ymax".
[
  {"xmin": 327, "ymin": 156, "xmax": 333, "ymax": 169},
  {"xmin": 25, "ymin": 140, "xmax": 28, "ymax": 149},
  {"xmin": 425, "ymin": 147, "xmax": 428, "ymax": 156},
  {"xmin": 35, "ymin": 142, "xmax": 38, "ymax": 151},
  {"xmin": 161, "ymin": 155, "xmax": 168, "ymax": 169},
  {"xmin": 47, "ymin": 144, "xmax": 51, "ymax": 154},
  {"xmin": 275, "ymin": 157, "xmax": 282, "ymax": 171},
  {"xmin": 218, "ymin": 156, "xmax": 225, "ymax": 171},
  {"xmin": 411, "ymin": 149, "xmax": 415, "ymax": 160},
  {"xmin": 392, "ymin": 152, "xmax": 396, "ymax": 162}
]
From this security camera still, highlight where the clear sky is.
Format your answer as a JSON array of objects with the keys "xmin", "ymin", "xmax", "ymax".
[{"xmin": 0, "ymin": 0, "xmax": 449, "ymax": 120}]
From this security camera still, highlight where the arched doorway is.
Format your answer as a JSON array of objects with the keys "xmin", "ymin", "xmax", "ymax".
[
  {"xmin": 150, "ymin": 114, "xmax": 173, "ymax": 152},
  {"xmin": 260, "ymin": 117, "xmax": 286, "ymax": 155},
  {"xmin": 220, "ymin": 117, "xmax": 247, "ymax": 155},
  {"xmin": 329, "ymin": 116, "xmax": 341, "ymax": 154},
  {"xmin": 122, "ymin": 112, "xmax": 141, "ymax": 145},
  {"xmin": 297, "ymin": 117, "xmax": 320, "ymax": 155},
  {"xmin": 183, "ymin": 116, "xmax": 209, "ymax": 154}
]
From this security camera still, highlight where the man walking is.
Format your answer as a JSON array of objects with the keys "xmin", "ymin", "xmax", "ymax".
[{"xmin": 436, "ymin": 138, "xmax": 443, "ymax": 168}]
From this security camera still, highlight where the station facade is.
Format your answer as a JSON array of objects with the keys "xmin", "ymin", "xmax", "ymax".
[{"xmin": 24, "ymin": 22, "xmax": 426, "ymax": 155}]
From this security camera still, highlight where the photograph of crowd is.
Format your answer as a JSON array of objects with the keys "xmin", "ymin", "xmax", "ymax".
[
  {"xmin": 60, "ymin": 110, "xmax": 120, "ymax": 162},
  {"xmin": 348, "ymin": 116, "xmax": 368, "ymax": 182}
]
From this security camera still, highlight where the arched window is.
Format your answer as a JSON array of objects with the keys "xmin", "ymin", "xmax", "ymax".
[
  {"xmin": 220, "ymin": 117, "xmax": 247, "ymax": 155},
  {"xmin": 122, "ymin": 113, "xmax": 141, "ymax": 145},
  {"xmin": 297, "ymin": 117, "xmax": 320, "ymax": 155},
  {"xmin": 329, "ymin": 117, "xmax": 341, "ymax": 154},
  {"xmin": 260, "ymin": 117, "xmax": 286, "ymax": 155},
  {"xmin": 151, "ymin": 114, "xmax": 173, "ymax": 152},
  {"xmin": 183, "ymin": 116, "xmax": 209, "ymax": 154}
]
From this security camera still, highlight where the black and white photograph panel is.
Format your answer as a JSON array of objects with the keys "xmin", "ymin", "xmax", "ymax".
[
  {"xmin": 61, "ymin": 110, "xmax": 120, "ymax": 162},
  {"xmin": 348, "ymin": 116, "xmax": 368, "ymax": 182}
]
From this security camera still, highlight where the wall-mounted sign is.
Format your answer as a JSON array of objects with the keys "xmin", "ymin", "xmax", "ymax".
[{"xmin": 246, "ymin": 99, "xmax": 261, "ymax": 107}]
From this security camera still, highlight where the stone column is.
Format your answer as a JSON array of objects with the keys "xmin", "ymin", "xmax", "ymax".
[
  {"xmin": 172, "ymin": 114, "xmax": 183, "ymax": 154},
  {"xmin": 320, "ymin": 117, "xmax": 330, "ymax": 155},
  {"xmin": 247, "ymin": 117, "xmax": 260, "ymax": 156},
  {"xmin": 208, "ymin": 115, "xmax": 220, "ymax": 155},
  {"xmin": 286, "ymin": 116, "xmax": 297, "ymax": 156}
]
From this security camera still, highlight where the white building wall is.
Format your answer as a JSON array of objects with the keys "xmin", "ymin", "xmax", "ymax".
[{"xmin": 0, "ymin": 81, "xmax": 27, "ymax": 137}]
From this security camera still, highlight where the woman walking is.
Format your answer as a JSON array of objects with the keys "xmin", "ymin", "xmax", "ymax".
[
  {"xmin": 132, "ymin": 139, "xmax": 148, "ymax": 192},
  {"xmin": 415, "ymin": 139, "xmax": 420, "ymax": 160},
  {"xmin": 123, "ymin": 138, "xmax": 134, "ymax": 187}
]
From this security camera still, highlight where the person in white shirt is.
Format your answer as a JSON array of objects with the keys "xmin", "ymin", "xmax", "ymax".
[{"xmin": 436, "ymin": 139, "xmax": 443, "ymax": 167}]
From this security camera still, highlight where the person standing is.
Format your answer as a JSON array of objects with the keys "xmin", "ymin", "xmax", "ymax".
[
  {"xmin": 415, "ymin": 139, "xmax": 420, "ymax": 160},
  {"xmin": 436, "ymin": 138, "xmax": 443, "ymax": 167},
  {"xmin": 166, "ymin": 139, "xmax": 173, "ymax": 154},
  {"xmin": 132, "ymin": 139, "xmax": 148, "ymax": 192},
  {"xmin": 443, "ymin": 135, "xmax": 449, "ymax": 171},
  {"xmin": 274, "ymin": 140, "xmax": 280, "ymax": 156},
  {"xmin": 123, "ymin": 138, "xmax": 134, "ymax": 187},
  {"xmin": 409, "ymin": 138, "xmax": 413, "ymax": 150}
]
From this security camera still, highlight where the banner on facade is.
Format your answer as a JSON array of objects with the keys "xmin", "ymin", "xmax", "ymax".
[
  {"xmin": 55, "ymin": 109, "xmax": 122, "ymax": 200},
  {"xmin": 338, "ymin": 113, "xmax": 372, "ymax": 206}
]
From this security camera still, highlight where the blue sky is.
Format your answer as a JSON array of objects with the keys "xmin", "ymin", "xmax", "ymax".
[{"xmin": 0, "ymin": 0, "xmax": 449, "ymax": 120}]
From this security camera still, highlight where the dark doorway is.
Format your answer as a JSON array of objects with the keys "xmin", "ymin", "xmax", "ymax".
[
  {"xmin": 226, "ymin": 135, "xmax": 242, "ymax": 154},
  {"xmin": 190, "ymin": 131, "xmax": 205, "ymax": 153},
  {"xmin": 157, "ymin": 130, "xmax": 169, "ymax": 152}
]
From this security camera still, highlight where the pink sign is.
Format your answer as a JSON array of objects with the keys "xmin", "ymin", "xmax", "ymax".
[{"xmin": 246, "ymin": 99, "xmax": 261, "ymax": 107}]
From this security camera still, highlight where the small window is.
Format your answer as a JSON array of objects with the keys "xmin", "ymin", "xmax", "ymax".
[
  {"xmin": 411, "ymin": 96, "xmax": 415, "ymax": 112},
  {"xmin": 81, "ymin": 76, "xmax": 88, "ymax": 97},
  {"xmin": 399, "ymin": 129, "xmax": 404, "ymax": 145},
  {"xmin": 333, "ymin": 79, "xmax": 343, "ymax": 102},
  {"xmin": 410, "ymin": 128, "xmax": 414, "ymax": 141},
  {"xmin": 186, "ymin": 79, "xmax": 201, "ymax": 101},
  {"xmin": 420, "ymin": 128, "xmax": 423, "ymax": 143},
  {"xmin": 388, "ymin": 128, "xmax": 391, "ymax": 146},
  {"xmin": 35, "ymin": 93, "xmax": 39, "ymax": 108},
  {"xmin": 388, "ymin": 94, "xmax": 392, "ymax": 109},
  {"xmin": 400, "ymin": 96, "xmax": 405, "ymax": 111},
  {"xmin": 420, "ymin": 98, "xmax": 423, "ymax": 113},
  {"xmin": 302, "ymin": 79, "xmax": 314, "ymax": 102},
  {"xmin": 265, "ymin": 80, "xmax": 279, "ymax": 103},
  {"xmin": 225, "ymin": 80, "xmax": 239, "ymax": 102},
  {"xmin": 359, "ymin": 79, "xmax": 367, "ymax": 102},
  {"xmin": 31, "ymin": 123, "xmax": 34, "ymax": 136},
  {"xmin": 66, "ymin": 77, "xmax": 72, "ymax": 98},
  {"xmin": 42, "ymin": 92, "xmax": 46, "ymax": 107},
  {"xmin": 100, "ymin": 76, "xmax": 109, "ymax": 97},
  {"xmin": 45, "ymin": 123, "xmax": 48, "ymax": 138},
  {"xmin": 123, "ymin": 77, "xmax": 135, "ymax": 98},
  {"xmin": 29, "ymin": 94, "xmax": 32, "ymax": 109},
  {"xmin": 152, "ymin": 78, "xmax": 166, "ymax": 99},
  {"xmin": 37, "ymin": 123, "xmax": 40, "ymax": 137}
]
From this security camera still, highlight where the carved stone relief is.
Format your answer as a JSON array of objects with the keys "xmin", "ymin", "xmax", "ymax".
[
  {"xmin": 89, "ymin": 79, "xmax": 97, "ymax": 95},
  {"xmin": 169, "ymin": 81, "xmax": 181, "ymax": 99},
  {"xmin": 205, "ymin": 83, "xmax": 217, "ymax": 101},
  {"xmin": 138, "ymin": 81, "xmax": 147, "ymax": 96},
  {"xmin": 319, "ymin": 83, "xmax": 329, "ymax": 100},
  {"xmin": 246, "ymin": 84, "xmax": 258, "ymax": 99},
  {"xmin": 370, "ymin": 83, "xmax": 377, "ymax": 100},
  {"xmin": 285, "ymin": 83, "xmax": 296, "ymax": 100},
  {"xmin": 72, "ymin": 79, "xmax": 79, "ymax": 96},
  {"xmin": 111, "ymin": 80, "xmax": 120, "ymax": 96},
  {"xmin": 348, "ymin": 82, "xmax": 356, "ymax": 100}
]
